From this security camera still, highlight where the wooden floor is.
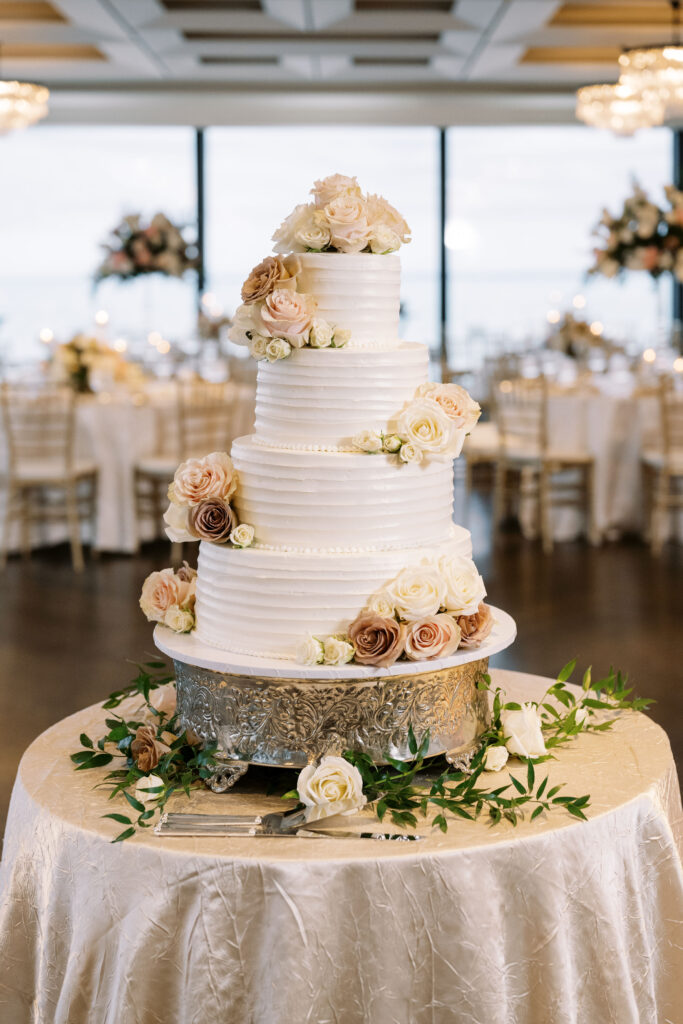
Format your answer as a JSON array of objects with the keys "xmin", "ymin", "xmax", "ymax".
[{"xmin": 0, "ymin": 487, "xmax": 681, "ymax": 836}]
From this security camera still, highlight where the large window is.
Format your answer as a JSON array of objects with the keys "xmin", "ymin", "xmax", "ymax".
[
  {"xmin": 0, "ymin": 127, "xmax": 197, "ymax": 364},
  {"xmin": 206, "ymin": 126, "xmax": 440, "ymax": 353},
  {"xmin": 446, "ymin": 127, "xmax": 673, "ymax": 364}
]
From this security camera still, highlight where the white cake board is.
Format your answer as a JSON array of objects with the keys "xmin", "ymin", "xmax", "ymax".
[{"xmin": 153, "ymin": 606, "xmax": 516, "ymax": 681}]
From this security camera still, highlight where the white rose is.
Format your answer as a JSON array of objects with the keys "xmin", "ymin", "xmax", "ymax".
[
  {"xmin": 385, "ymin": 566, "xmax": 446, "ymax": 622},
  {"xmin": 310, "ymin": 173, "xmax": 362, "ymax": 209},
  {"xmin": 164, "ymin": 605, "xmax": 195, "ymax": 633},
  {"xmin": 438, "ymin": 554, "xmax": 486, "ymax": 616},
  {"xmin": 265, "ymin": 337, "xmax": 292, "ymax": 362},
  {"xmin": 163, "ymin": 501, "xmax": 194, "ymax": 543},
  {"xmin": 248, "ymin": 334, "xmax": 269, "ymax": 360},
  {"xmin": 382, "ymin": 434, "xmax": 402, "ymax": 453},
  {"xmin": 501, "ymin": 703, "xmax": 547, "ymax": 759},
  {"xmin": 483, "ymin": 745, "xmax": 509, "ymax": 773},
  {"xmin": 399, "ymin": 442, "xmax": 422, "ymax": 464},
  {"xmin": 297, "ymin": 755, "xmax": 367, "ymax": 818},
  {"xmin": 309, "ymin": 318, "xmax": 334, "ymax": 348},
  {"xmin": 575, "ymin": 707, "xmax": 589, "ymax": 727},
  {"xmin": 416, "ymin": 382, "xmax": 481, "ymax": 433},
  {"xmin": 230, "ymin": 523, "xmax": 254, "ymax": 548},
  {"xmin": 332, "ymin": 327, "xmax": 351, "ymax": 347},
  {"xmin": 352, "ymin": 429, "xmax": 383, "ymax": 453},
  {"xmin": 297, "ymin": 634, "xmax": 324, "ymax": 666},
  {"xmin": 294, "ymin": 208, "xmax": 331, "ymax": 251},
  {"xmin": 228, "ymin": 302, "xmax": 262, "ymax": 346},
  {"xmin": 369, "ymin": 223, "xmax": 401, "ymax": 254},
  {"xmin": 324, "ymin": 195, "xmax": 371, "ymax": 254},
  {"xmin": 323, "ymin": 636, "xmax": 355, "ymax": 666},
  {"xmin": 272, "ymin": 203, "xmax": 316, "ymax": 254},
  {"xmin": 135, "ymin": 774, "xmax": 164, "ymax": 803},
  {"xmin": 396, "ymin": 397, "xmax": 458, "ymax": 457},
  {"xmin": 365, "ymin": 193, "xmax": 411, "ymax": 244},
  {"xmin": 364, "ymin": 589, "xmax": 395, "ymax": 618}
]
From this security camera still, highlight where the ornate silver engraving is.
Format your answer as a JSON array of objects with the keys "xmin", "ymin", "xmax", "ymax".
[{"xmin": 205, "ymin": 761, "xmax": 250, "ymax": 793}]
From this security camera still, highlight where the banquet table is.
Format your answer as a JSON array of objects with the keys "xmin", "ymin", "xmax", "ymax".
[{"xmin": 1, "ymin": 669, "xmax": 681, "ymax": 1024}]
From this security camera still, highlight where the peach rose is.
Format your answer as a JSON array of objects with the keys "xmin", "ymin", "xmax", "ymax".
[
  {"xmin": 139, "ymin": 568, "xmax": 195, "ymax": 623},
  {"xmin": 241, "ymin": 254, "xmax": 301, "ymax": 304},
  {"xmin": 259, "ymin": 288, "xmax": 315, "ymax": 346},
  {"xmin": 416, "ymin": 382, "xmax": 481, "ymax": 432},
  {"xmin": 456, "ymin": 602, "xmax": 494, "ymax": 648},
  {"xmin": 324, "ymin": 195, "xmax": 372, "ymax": 254},
  {"xmin": 366, "ymin": 193, "xmax": 411, "ymax": 245},
  {"xmin": 131, "ymin": 725, "xmax": 171, "ymax": 773},
  {"xmin": 170, "ymin": 451, "xmax": 238, "ymax": 507},
  {"xmin": 405, "ymin": 614, "xmax": 461, "ymax": 661},
  {"xmin": 188, "ymin": 498, "xmax": 237, "ymax": 543},
  {"xmin": 348, "ymin": 612, "xmax": 406, "ymax": 668},
  {"xmin": 311, "ymin": 173, "xmax": 361, "ymax": 209}
]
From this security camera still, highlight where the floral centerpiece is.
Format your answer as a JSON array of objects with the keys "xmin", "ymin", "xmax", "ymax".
[
  {"xmin": 95, "ymin": 213, "xmax": 199, "ymax": 282},
  {"xmin": 589, "ymin": 183, "xmax": 683, "ymax": 281},
  {"xmin": 50, "ymin": 334, "xmax": 126, "ymax": 394},
  {"xmin": 545, "ymin": 312, "xmax": 622, "ymax": 360}
]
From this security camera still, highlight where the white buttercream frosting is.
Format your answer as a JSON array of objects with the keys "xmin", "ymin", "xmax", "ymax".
[
  {"xmin": 297, "ymin": 252, "xmax": 401, "ymax": 349},
  {"xmin": 230, "ymin": 435, "xmax": 454, "ymax": 551},
  {"xmin": 194, "ymin": 530, "xmax": 473, "ymax": 659},
  {"xmin": 254, "ymin": 343, "xmax": 428, "ymax": 450}
]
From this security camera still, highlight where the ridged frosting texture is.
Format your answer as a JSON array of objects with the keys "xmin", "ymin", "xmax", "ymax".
[
  {"xmin": 297, "ymin": 252, "xmax": 400, "ymax": 349},
  {"xmin": 254, "ymin": 343, "xmax": 429, "ymax": 450},
  {"xmin": 230, "ymin": 436, "xmax": 454, "ymax": 551},
  {"xmin": 195, "ymin": 531, "xmax": 472, "ymax": 659}
]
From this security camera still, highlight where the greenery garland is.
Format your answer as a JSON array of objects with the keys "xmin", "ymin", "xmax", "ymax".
[{"xmin": 70, "ymin": 658, "xmax": 653, "ymax": 842}]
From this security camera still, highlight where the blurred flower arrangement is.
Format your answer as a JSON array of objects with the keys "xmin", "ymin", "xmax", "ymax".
[
  {"xmin": 545, "ymin": 313, "xmax": 622, "ymax": 360},
  {"xmin": 589, "ymin": 183, "xmax": 683, "ymax": 282},
  {"xmin": 96, "ymin": 213, "xmax": 200, "ymax": 282},
  {"xmin": 51, "ymin": 334, "xmax": 127, "ymax": 393}
]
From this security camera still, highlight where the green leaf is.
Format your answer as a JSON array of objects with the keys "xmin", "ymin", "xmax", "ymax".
[
  {"xmin": 509, "ymin": 774, "xmax": 526, "ymax": 795},
  {"xmin": 281, "ymin": 789, "xmax": 299, "ymax": 801},
  {"xmin": 530, "ymin": 805, "xmax": 544, "ymax": 821},
  {"xmin": 526, "ymin": 760, "xmax": 535, "ymax": 790},
  {"xmin": 557, "ymin": 659, "xmax": 577, "ymax": 683},
  {"xmin": 536, "ymin": 776, "xmax": 548, "ymax": 799},
  {"xmin": 407, "ymin": 723, "xmax": 418, "ymax": 757},
  {"xmin": 79, "ymin": 733, "xmax": 93, "ymax": 749},
  {"xmin": 70, "ymin": 750, "xmax": 94, "ymax": 764},
  {"xmin": 112, "ymin": 827, "xmax": 136, "ymax": 843},
  {"xmin": 566, "ymin": 805, "xmax": 588, "ymax": 821},
  {"xmin": 582, "ymin": 667, "xmax": 592, "ymax": 691},
  {"xmin": 123, "ymin": 790, "xmax": 145, "ymax": 813},
  {"xmin": 432, "ymin": 813, "xmax": 448, "ymax": 833},
  {"xmin": 103, "ymin": 813, "xmax": 132, "ymax": 825},
  {"xmin": 88, "ymin": 753, "xmax": 114, "ymax": 768}
]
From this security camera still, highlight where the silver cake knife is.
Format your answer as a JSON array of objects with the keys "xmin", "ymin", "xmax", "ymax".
[{"xmin": 154, "ymin": 812, "xmax": 423, "ymax": 841}]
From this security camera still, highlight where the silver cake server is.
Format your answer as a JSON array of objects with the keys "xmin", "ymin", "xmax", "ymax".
[{"xmin": 154, "ymin": 811, "xmax": 423, "ymax": 841}]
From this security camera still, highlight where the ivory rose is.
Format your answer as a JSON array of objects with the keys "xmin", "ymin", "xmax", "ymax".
[
  {"xmin": 438, "ymin": 554, "xmax": 486, "ymax": 617},
  {"xmin": 382, "ymin": 434, "xmax": 402, "ymax": 453},
  {"xmin": 294, "ymin": 208, "xmax": 331, "ymax": 251},
  {"xmin": 457, "ymin": 602, "xmax": 493, "ymax": 648},
  {"xmin": 131, "ymin": 725, "xmax": 171, "ymax": 773},
  {"xmin": 241, "ymin": 254, "xmax": 301, "ymax": 303},
  {"xmin": 399, "ymin": 442, "xmax": 422, "ymax": 464},
  {"xmin": 248, "ymin": 334, "xmax": 269, "ymax": 360},
  {"xmin": 135, "ymin": 774, "xmax": 164, "ymax": 803},
  {"xmin": 272, "ymin": 203, "xmax": 314, "ymax": 254},
  {"xmin": 348, "ymin": 612, "xmax": 406, "ymax": 667},
  {"xmin": 324, "ymin": 195, "xmax": 371, "ymax": 254},
  {"xmin": 311, "ymin": 174, "xmax": 361, "ymax": 208},
  {"xmin": 396, "ymin": 398, "xmax": 459, "ymax": 457},
  {"xmin": 163, "ymin": 501, "xmax": 193, "ymax": 543},
  {"xmin": 139, "ymin": 568, "xmax": 195, "ymax": 623},
  {"xmin": 230, "ymin": 523, "xmax": 255, "ymax": 548},
  {"xmin": 385, "ymin": 566, "xmax": 446, "ymax": 622},
  {"xmin": 483, "ymin": 746, "xmax": 509, "ymax": 773},
  {"xmin": 297, "ymin": 634, "xmax": 324, "ymax": 666},
  {"xmin": 323, "ymin": 636, "xmax": 355, "ymax": 666},
  {"xmin": 405, "ymin": 614, "xmax": 461, "ymax": 661},
  {"xmin": 352, "ymin": 429, "xmax": 383, "ymax": 453},
  {"xmin": 369, "ymin": 223, "xmax": 401, "ymax": 254},
  {"xmin": 308, "ymin": 318, "xmax": 334, "ymax": 348},
  {"xmin": 228, "ymin": 302, "xmax": 261, "ymax": 346},
  {"xmin": 259, "ymin": 289, "xmax": 315, "ymax": 345},
  {"xmin": 188, "ymin": 498, "xmax": 237, "ymax": 543},
  {"xmin": 501, "ymin": 703, "xmax": 547, "ymax": 759},
  {"xmin": 265, "ymin": 337, "xmax": 292, "ymax": 362},
  {"xmin": 416, "ymin": 382, "xmax": 481, "ymax": 432},
  {"xmin": 297, "ymin": 755, "xmax": 366, "ymax": 818},
  {"xmin": 364, "ymin": 589, "xmax": 395, "ymax": 619},
  {"xmin": 164, "ymin": 605, "xmax": 195, "ymax": 633},
  {"xmin": 170, "ymin": 451, "xmax": 238, "ymax": 507},
  {"xmin": 366, "ymin": 193, "xmax": 411, "ymax": 244},
  {"xmin": 332, "ymin": 328, "xmax": 351, "ymax": 347}
]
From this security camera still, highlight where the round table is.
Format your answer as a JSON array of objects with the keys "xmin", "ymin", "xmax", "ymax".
[{"xmin": 1, "ymin": 669, "xmax": 681, "ymax": 1024}]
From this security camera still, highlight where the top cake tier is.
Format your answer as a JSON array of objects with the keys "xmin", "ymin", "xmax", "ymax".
[{"xmin": 298, "ymin": 252, "xmax": 400, "ymax": 349}]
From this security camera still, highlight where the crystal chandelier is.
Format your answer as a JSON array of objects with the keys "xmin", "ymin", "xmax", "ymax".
[
  {"xmin": 0, "ymin": 45, "xmax": 49, "ymax": 134},
  {"xmin": 576, "ymin": 82, "xmax": 664, "ymax": 136}
]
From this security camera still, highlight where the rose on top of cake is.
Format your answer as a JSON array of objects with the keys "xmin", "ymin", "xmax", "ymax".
[{"xmin": 228, "ymin": 173, "xmax": 410, "ymax": 362}]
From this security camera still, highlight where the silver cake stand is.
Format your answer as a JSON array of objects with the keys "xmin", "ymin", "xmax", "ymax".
[{"xmin": 154, "ymin": 608, "xmax": 516, "ymax": 791}]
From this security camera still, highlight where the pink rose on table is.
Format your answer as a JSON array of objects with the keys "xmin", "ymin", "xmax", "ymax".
[
  {"xmin": 188, "ymin": 498, "xmax": 237, "ymax": 543},
  {"xmin": 348, "ymin": 612, "xmax": 406, "ymax": 668},
  {"xmin": 324, "ymin": 195, "xmax": 372, "ymax": 253},
  {"xmin": 170, "ymin": 451, "xmax": 238, "ymax": 507},
  {"xmin": 456, "ymin": 603, "xmax": 494, "ymax": 648},
  {"xmin": 259, "ymin": 289, "xmax": 315, "ymax": 346},
  {"xmin": 139, "ymin": 568, "xmax": 195, "ymax": 623},
  {"xmin": 405, "ymin": 614, "xmax": 461, "ymax": 661}
]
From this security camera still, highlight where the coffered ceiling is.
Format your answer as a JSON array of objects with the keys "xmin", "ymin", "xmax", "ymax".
[{"xmin": 0, "ymin": 1, "xmax": 680, "ymax": 124}]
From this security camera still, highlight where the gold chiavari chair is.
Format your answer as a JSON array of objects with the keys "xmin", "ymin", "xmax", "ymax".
[
  {"xmin": 0, "ymin": 382, "xmax": 98, "ymax": 572},
  {"xmin": 493, "ymin": 377, "xmax": 596, "ymax": 554},
  {"xmin": 641, "ymin": 378, "xmax": 683, "ymax": 555},
  {"xmin": 133, "ymin": 379, "xmax": 246, "ymax": 547}
]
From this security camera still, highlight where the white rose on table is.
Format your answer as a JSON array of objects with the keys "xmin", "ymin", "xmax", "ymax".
[
  {"xmin": 483, "ymin": 746, "xmax": 509, "ymax": 773},
  {"xmin": 364, "ymin": 589, "xmax": 395, "ymax": 619},
  {"xmin": 332, "ymin": 327, "xmax": 351, "ymax": 347},
  {"xmin": 248, "ymin": 334, "xmax": 269, "ymax": 360},
  {"xmin": 265, "ymin": 337, "xmax": 292, "ymax": 362},
  {"xmin": 310, "ymin": 173, "xmax": 362, "ymax": 209},
  {"xmin": 501, "ymin": 703, "xmax": 547, "ymax": 759},
  {"xmin": 399, "ymin": 442, "xmax": 422, "ymax": 464},
  {"xmin": 438, "ymin": 554, "xmax": 486, "ymax": 617},
  {"xmin": 297, "ymin": 755, "xmax": 367, "ymax": 818},
  {"xmin": 228, "ymin": 302, "xmax": 262, "ymax": 346},
  {"xmin": 352, "ymin": 428, "xmax": 383, "ymax": 453},
  {"xmin": 297, "ymin": 634, "xmax": 324, "ymax": 666},
  {"xmin": 163, "ymin": 501, "xmax": 194, "ymax": 543},
  {"xmin": 385, "ymin": 566, "xmax": 446, "ymax": 622},
  {"xmin": 309, "ymin": 318, "xmax": 334, "ymax": 348},
  {"xmin": 170, "ymin": 451, "xmax": 238, "ymax": 506},
  {"xmin": 369, "ymin": 223, "xmax": 401, "ymax": 254},
  {"xmin": 324, "ymin": 195, "xmax": 372, "ymax": 254},
  {"xmin": 396, "ymin": 397, "xmax": 459, "ymax": 457},
  {"xmin": 323, "ymin": 636, "xmax": 355, "ymax": 666},
  {"xmin": 230, "ymin": 523, "xmax": 254, "ymax": 548},
  {"xmin": 135, "ymin": 774, "xmax": 164, "ymax": 804},
  {"xmin": 259, "ymin": 288, "xmax": 315, "ymax": 347},
  {"xmin": 416, "ymin": 382, "xmax": 481, "ymax": 433}
]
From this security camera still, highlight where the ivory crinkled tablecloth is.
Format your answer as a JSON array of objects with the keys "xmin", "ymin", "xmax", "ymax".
[{"xmin": 1, "ymin": 669, "xmax": 682, "ymax": 1024}]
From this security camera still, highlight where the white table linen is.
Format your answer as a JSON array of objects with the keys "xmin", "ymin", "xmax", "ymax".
[{"xmin": 1, "ymin": 669, "xmax": 681, "ymax": 1024}]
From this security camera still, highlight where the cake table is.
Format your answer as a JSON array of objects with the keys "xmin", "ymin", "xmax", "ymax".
[{"xmin": 1, "ymin": 669, "xmax": 681, "ymax": 1024}]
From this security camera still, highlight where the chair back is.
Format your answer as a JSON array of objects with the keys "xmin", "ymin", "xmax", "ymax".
[
  {"xmin": 1, "ymin": 382, "xmax": 76, "ymax": 478},
  {"xmin": 659, "ymin": 377, "xmax": 683, "ymax": 469},
  {"xmin": 177, "ymin": 380, "xmax": 237, "ymax": 459},
  {"xmin": 495, "ymin": 377, "xmax": 547, "ymax": 457}
]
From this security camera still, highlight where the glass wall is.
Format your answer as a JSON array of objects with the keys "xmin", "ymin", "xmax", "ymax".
[
  {"xmin": 446, "ymin": 126, "xmax": 673, "ymax": 365},
  {"xmin": 206, "ymin": 126, "xmax": 440, "ymax": 354},
  {"xmin": 0, "ymin": 126, "xmax": 197, "ymax": 364}
]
